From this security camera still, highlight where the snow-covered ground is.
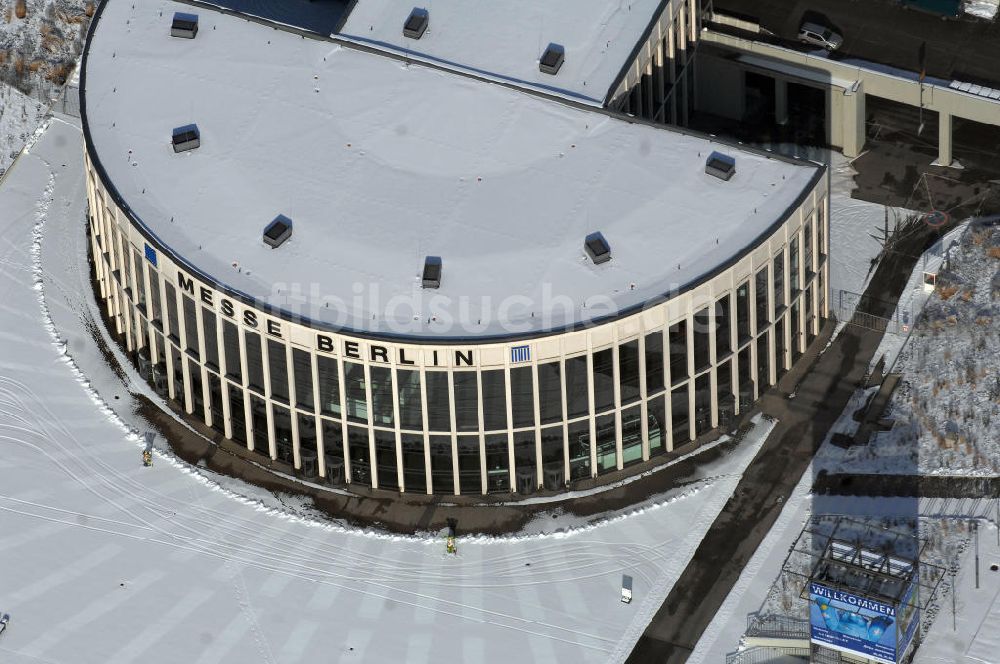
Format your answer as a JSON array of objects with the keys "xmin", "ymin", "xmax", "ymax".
[
  {"xmin": 965, "ymin": 0, "xmax": 999, "ymax": 20},
  {"xmin": 0, "ymin": 0, "xmax": 89, "ymax": 99},
  {"xmin": 0, "ymin": 117, "xmax": 779, "ymax": 663},
  {"xmin": 0, "ymin": 82, "xmax": 46, "ymax": 177},
  {"xmin": 815, "ymin": 218, "xmax": 1000, "ymax": 477}
]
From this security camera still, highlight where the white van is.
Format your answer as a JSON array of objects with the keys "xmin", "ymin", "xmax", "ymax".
[{"xmin": 798, "ymin": 22, "xmax": 843, "ymax": 50}]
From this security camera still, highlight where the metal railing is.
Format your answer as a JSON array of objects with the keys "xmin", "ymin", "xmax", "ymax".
[{"xmin": 746, "ymin": 613, "xmax": 811, "ymax": 639}]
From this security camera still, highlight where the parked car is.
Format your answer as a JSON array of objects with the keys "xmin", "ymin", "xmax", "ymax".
[{"xmin": 797, "ymin": 21, "xmax": 844, "ymax": 50}]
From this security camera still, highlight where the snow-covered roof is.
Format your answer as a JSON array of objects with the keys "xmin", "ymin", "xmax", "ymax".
[
  {"xmin": 82, "ymin": 0, "xmax": 822, "ymax": 341},
  {"xmin": 338, "ymin": 0, "xmax": 673, "ymax": 105}
]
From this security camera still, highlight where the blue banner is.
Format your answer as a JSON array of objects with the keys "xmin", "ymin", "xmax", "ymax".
[{"xmin": 809, "ymin": 582, "xmax": 897, "ymax": 664}]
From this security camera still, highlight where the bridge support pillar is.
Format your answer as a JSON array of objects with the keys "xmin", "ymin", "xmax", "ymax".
[
  {"xmin": 934, "ymin": 111, "xmax": 961, "ymax": 168},
  {"xmin": 842, "ymin": 80, "xmax": 865, "ymax": 159}
]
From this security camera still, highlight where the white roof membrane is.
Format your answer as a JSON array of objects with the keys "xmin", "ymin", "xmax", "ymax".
[
  {"xmin": 338, "ymin": 0, "xmax": 672, "ymax": 105},
  {"xmin": 84, "ymin": 0, "xmax": 821, "ymax": 340}
]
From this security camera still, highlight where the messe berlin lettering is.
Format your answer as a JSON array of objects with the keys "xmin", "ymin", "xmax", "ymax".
[
  {"xmin": 810, "ymin": 583, "xmax": 895, "ymax": 617},
  {"xmin": 176, "ymin": 270, "xmax": 476, "ymax": 367}
]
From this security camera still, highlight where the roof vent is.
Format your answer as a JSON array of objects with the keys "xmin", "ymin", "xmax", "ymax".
[
  {"xmin": 171, "ymin": 124, "xmax": 200, "ymax": 153},
  {"xmin": 584, "ymin": 232, "xmax": 611, "ymax": 265},
  {"xmin": 171, "ymin": 12, "xmax": 199, "ymax": 39},
  {"xmin": 422, "ymin": 256, "xmax": 442, "ymax": 289},
  {"xmin": 263, "ymin": 215, "xmax": 293, "ymax": 248},
  {"xmin": 403, "ymin": 8, "xmax": 428, "ymax": 39},
  {"xmin": 539, "ymin": 43, "xmax": 565, "ymax": 75},
  {"xmin": 705, "ymin": 151, "xmax": 736, "ymax": 181}
]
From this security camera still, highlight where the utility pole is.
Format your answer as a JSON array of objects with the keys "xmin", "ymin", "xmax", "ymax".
[
  {"xmin": 952, "ymin": 564, "xmax": 957, "ymax": 631},
  {"xmin": 975, "ymin": 521, "xmax": 980, "ymax": 590}
]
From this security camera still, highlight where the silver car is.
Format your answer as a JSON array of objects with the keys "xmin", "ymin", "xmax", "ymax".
[{"xmin": 798, "ymin": 21, "xmax": 844, "ymax": 50}]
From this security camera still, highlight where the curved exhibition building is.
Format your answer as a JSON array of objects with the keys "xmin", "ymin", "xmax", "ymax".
[{"xmin": 82, "ymin": 0, "xmax": 829, "ymax": 497}]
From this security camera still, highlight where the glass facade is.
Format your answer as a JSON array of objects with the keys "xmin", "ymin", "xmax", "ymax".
[{"xmin": 88, "ymin": 165, "xmax": 829, "ymax": 497}]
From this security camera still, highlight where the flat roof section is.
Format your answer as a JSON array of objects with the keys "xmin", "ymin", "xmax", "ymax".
[
  {"xmin": 338, "ymin": 0, "xmax": 673, "ymax": 105},
  {"xmin": 83, "ymin": 0, "xmax": 821, "ymax": 340}
]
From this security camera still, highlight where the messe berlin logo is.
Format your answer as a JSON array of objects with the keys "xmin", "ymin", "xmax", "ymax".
[{"xmin": 511, "ymin": 345, "xmax": 531, "ymax": 363}]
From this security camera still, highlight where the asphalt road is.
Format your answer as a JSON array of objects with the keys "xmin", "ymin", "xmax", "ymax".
[
  {"xmin": 625, "ymin": 213, "xmax": 940, "ymax": 662},
  {"xmin": 712, "ymin": 0, "xmax": 1000, "ymax": 87}
]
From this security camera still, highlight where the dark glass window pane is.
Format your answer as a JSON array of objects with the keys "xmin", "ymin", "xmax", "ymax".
[
  {"xmin": 775, "ymin": 317, "xmax": 787, "ymax": 375},
  {"xmin": 457, "ymin": 435, "xmax": 481, "ymax": 495},
  {"xmin": 540, "ymin": 425, "xmax": 564, "ymax": 468},
  {"xmin": 538, "ymin": 362, "xmax": 563, "ymax": 424},
  {"xmin": 297, "ymin": 415, "xmax": 317, "ymax": 475},
  {"xmin": 249, "ymin": 394, "xmax": 268, "ymax": 456},
  {"xmin": 317, "ymin": 355, "xmax": 341, "ymax": 417},
  {"xmin": 774, "ymin": 252, "xmax": 785, "ymax": 311},
  {"xmin": 568, "ymin": 419, "xmax": 591, "ymax": 481},
  {"xmin": 169, "ymin": 344, "xmax": 185, "ymax": 407},
  {"xmin": 148, "ymin": 268, "xmax": 162, "ymax": 324},
  {"xmin": 223, "ymin": 320, "xmax": 241, "ymax": 382},
  {"xmin": 292, "ymin": 348, "xmax": 314, "ymax": 411},
  {"xmin": 738, "ymin": 346, "xmax": 753, "ymax": 391},
  {"xmin": 401, "ymin": 433, "xmax": 426, "ymax": 493},
  {"xmin": 592, "ymin": 349, "xmax": 615, "ymax": 412},
  {"xmin": 188, "ymin": 358, "xmax": 204, "ymax": 419},
  {"xmin": 228, "ymin": 382, "xmax": 246, "ymax": 443},
  {"xmin": 804, "ymin": 219, "xmax": 814, "ymax": 274},
  {"xmin": 375, "ymin": 429, "xmax": 398, "ymax": 490},
  {"xmin": 595, "ymin": 413, "xmax": 617, "ymax": 474},
  {"xmin": 715, "ymin": 295, "xmax": 731, "ymax": 359},
  {"xmin": 540, "ymin": 426, "xmax": 565, "ymax": 489},
  {"xmin": 736, "ymin": 282, "xmax": 751, "ymax": 343},
  {"xmin": 645, "ymin": 331, "xmax": 665, "ymax": 394},
  {"xmin": 755, "ymin": 268, "xmax": 770, "ymax": 330},
  {"xmin": 621, "ymin": 406, "xmax": 643, "ymax": 467},
  {"xmin": 671, "ymin": 384, "xmax": 689, "ymax": 444},
  {"xmin": 344, "ymin": 362, "xmax": 368, "ymax": 423},
  {"xmin": 133, "ymin": 249, "xmax": 147, "ymax": 310},
  {"xmin": 453, "ymin": 372, "xmax": 479, "ymax": 432},
  {"xmin": 481, "ymin": 370, "xmax": 507, "ymax": 431},
  {"xmin": 272, "ymin": 405, "xmax": 293, "ymax": 464},
  {"xmin": 397, "ymin": 369, "xmax": 423, "ymax": 430},
  {"xmin": 717, "ymin": 359, "xmax": 733, "ymax": 428},
  {"xmin": 790, "ymin": 236, "xmax": 800, "ymax": 296},
  {"xmin": 165, "ymin": 282, "xmax": 179, "ymax": 343},
  {"xmin": 348, "ymin": 426, "xmax": 371, "ymax": 485},
  {"xmin": 202, "ymin": 308, "xmax": 219, "ymax": 369},
  {"xmin": 791, "ymin": 301, "xmax": 802, "ymax": 360},
  {"xmin": 425, "ymin": 372, "xmax": 451, "ymax": 432},
  {"xmin": 322, "ymin": 419, "xmax": 345, "ymax": 484},
  {"xmin": 648, "ymin": 395, "xmax": 666, "ymax": 456},
  {"xmin": 565, "ymin": 355, "xmax": 589, "ymax": 419},
  {"xmin": 818, "ymin": 207, "xmax": 827, "ymax": 258},
  {"xmin": 485, "ymin": 434, "xmax": 510, "ymax": 493},
  {"xmin": 268, "ymin": 339, "xmax": 289, "ymax": 404},
  {"xmin": 618, "ymin": 341, "xmax": 641, "ymax": 405},
  {"xmin": 245, "ymin": 331, "xmax": 265, "ymax": 393},
  {"xmin": 514, "ymin": 431, "xmax": 536, "ymax": 489},
  {"xmin": 694, "ymin": 374, "xmax": 712, "ymax": 436},
  {"xmin": 757, "ymin": 332, "xmax": 770, "ymax": 389},
  {"xmin": 430, "ymin": 435, "xmax": 454, "ymax": 494},
  {"xmin": 693, "ymin": 309, "xmax": 710, "ymax": 371},
  {"xmin": 183, "ymin": 296, "xmax": 199, "ymax": 357},
  {"xmin": 669, "ymin": 320, "xmax": 688, "ymax": 382},
  {"xmin": 370, "ymin": 366, "xmax": 395, "ymax": 427},
  {"xmin": 208, "ymin": 373, "xmax": 224, "ymax": 434},
  {"xmin": 510, "ymin": 367, "xmax": 535, "ymax": 428}
]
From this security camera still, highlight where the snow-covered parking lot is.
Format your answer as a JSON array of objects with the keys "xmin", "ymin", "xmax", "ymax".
[{"xmin": 0, "ymin": 117, "xmax": 777, "ymax": 663}]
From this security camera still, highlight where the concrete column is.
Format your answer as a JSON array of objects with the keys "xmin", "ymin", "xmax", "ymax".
[
  {"xmin": 774, "ymin": 78, "xmax": 789, "ymax": 126},
  {"xmin": 842, "ymin": 81, "xmax": 866, "ymax": 159},
  {"xmin": 936, "ymin": 110, "xmax": 956, "ymax": 168}
]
